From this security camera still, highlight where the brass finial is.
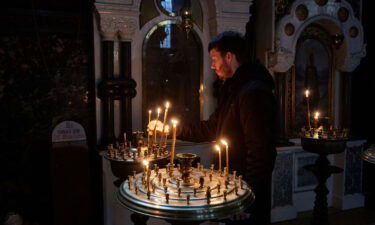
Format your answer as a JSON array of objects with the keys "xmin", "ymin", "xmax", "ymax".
[
  {"xmin": 225, "ymin": 180, "xmax": 229, "ymax": 189},
  {"xmin": 206, "ymin": 186, "xmax": 211, "ymax": 204},
  {"xmin": 199, "ymin": 176, "xmax": 204, "ymax": 188},
  {"xmin": 166, "ymin": 193, "xmax": 169, "ymax": 204},
  {"xmin": 186, "ymin": 194, "xmax": 190, "ymax": 205}
]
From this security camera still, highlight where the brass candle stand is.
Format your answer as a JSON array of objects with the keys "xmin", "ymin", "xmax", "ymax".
[
  {"xmin": 103, "ymin": 131, "xmax": 170, "ymax": 187},
  {"xmin": 117, "ymin": 152, "xmax": 255, "ymax": 225},
  {"xmin": 301, "ymin": 126, "xmax": 348, "ymax": 225}
]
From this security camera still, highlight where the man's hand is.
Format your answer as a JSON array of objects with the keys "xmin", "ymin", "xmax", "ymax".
[{"xmin": 147, "ymin": 120, "xmax": 169, "ymax": 135}]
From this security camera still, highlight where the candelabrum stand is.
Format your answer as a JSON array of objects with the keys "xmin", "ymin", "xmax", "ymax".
[
  {"xmin": 102, "ymin": 140, "xmax": 171, "ymax": 225},
  {"xmin": 301, "ymin": 137, "xmax": 347, "ymax": 225},
  {"xmin": 117, "ymin": 152, "xmax": 255, "ymax": 225}
]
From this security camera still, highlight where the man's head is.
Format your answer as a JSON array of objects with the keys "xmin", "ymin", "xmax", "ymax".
[{"xmin": 208, "ymin": 31, "xmax": 246, "ymax": 80}]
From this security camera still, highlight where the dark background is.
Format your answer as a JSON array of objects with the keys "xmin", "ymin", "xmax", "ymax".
[
  {"xmin": 350, "ymin": 0, "xmax": 375, "ymax": 208},
  {"xmin": 0, "ymin": 0, "xmax": 374, "ymax": 224},
  {"xmin": 0, "ymin": 0, "xmax": 100, "ymax": 224}
]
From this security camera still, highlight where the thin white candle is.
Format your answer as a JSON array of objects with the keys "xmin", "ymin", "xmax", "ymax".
[
  {"xmin": 153, "ymin": 107, "xmax": 161, "ymax": 145},
  {"xmin": 305, "ymin": 89, "xmax": 311, "ymax": 130},
  {"xmin": 148, "ymin": 110, "xmax": 152, "ymax": 147},
  {"xmin": 159, "ymin": 102, "xmax": 170, "ymax": 147},
  {"xmin": 221, "ymin": 140, "xmax": 229, "ymax": 172},
  {"xmin": 215, "ymin": 145, "xmax": 222, "ymax": 172},
  {"xmin": 143, "ymin": 160, "xmax": 150, "ymax": 191},
  {"xmin": 162, "ymin": 125, "xmax": 169, "ymax": 148},
  {"xmin": 170, "ymin": 119, "xmax": 178, "ymax": 164}
]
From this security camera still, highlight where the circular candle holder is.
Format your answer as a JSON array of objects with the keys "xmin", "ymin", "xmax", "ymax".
[
  {"xmin": 117, "ymin": 156, "xmax": 255, "ymax": 223},
  {"xmin": 301, "ymin": 137, "xmax": 348, "ymax": 154},
  {"xmin": 362, "ymin": 144, "xmax": 375, "ymax": 164},
  {"xmin": 103, "ymin": 142, "xmax": 170, "ymax": 187}
]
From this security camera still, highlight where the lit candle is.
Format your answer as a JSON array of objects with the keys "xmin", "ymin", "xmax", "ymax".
[
  {"xmin": 170, "ymin": 119, "xmax": 178, "ymax": 164},
  {"xmin": 143, "ymin": 160, "xmax": 150, "ymax": 191},
  {"xmin": 159, "ymin": 102, "xmax": 170, "ymax": 147},
  {"xmin": 162, "ymin": 125, "xmax": 169, "ymax": 148},
  {"xmin": 221, "ymin": 140, "xmax": 229, "ymax": 172},
  {"xmin": 123, "ymin": 132, "xmax": 127, "ymax": 144},
  {"xmin": 153, "ymin": 107, "xmax": 161, "ymax": 145},
  {"xmin": 215, "ymin": 145, "xmax": 222, "ymax": 172},
  {"xmin": 148, "ymin": 110, "xmax": 152, "ymax": 147},
  {"xmin": 305, "ymin": 89, "xmax": 311, "ymax": 130},
  {"xmin": 314, "ymin": 111, "xmax": 319, "ymax": 128},
  {"xmin": 143, "ymin": 160, "xmax": 149, "ymax": 172}
]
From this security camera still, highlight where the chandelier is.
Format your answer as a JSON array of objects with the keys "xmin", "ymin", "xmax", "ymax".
[{"xmin": 180, "ymin": 0, "xmax": 193, "ymax": 36}]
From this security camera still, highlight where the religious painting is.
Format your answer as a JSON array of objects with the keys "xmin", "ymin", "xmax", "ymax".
[
  {"xmin": 281, "ymin": 24, "xmax": 335, "ymax": 138},
  {"xmin": 294, "ymin": 38, "xmax": 332, "ymax": 130}
]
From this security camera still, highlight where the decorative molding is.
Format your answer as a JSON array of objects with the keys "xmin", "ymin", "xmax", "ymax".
[
  {"xmin": 99, "ymin": 15, "xmax": 137, "ymax": 39},
  {"xmin": 216, "ymin": 18, "xmax": 248, "ymax": 34},
  {"xmin": 268, "ymin": 0, "xmax": 366, "ymax": 73},
  {"xmin": 214, "ymin": 0, "xmax": 253, "ymax": 35},
  {"xmin": 267, "ymin": 38, "xmax": 294, "ymax": 72},
  {"xmin": 95, "ymin": 1, "xmax": 140, "ymax": 12},
  {"xmin": 275, "ymin": 0, "xmax": 293, "ymax": 21},
  {"xmin": 337, "ymin": 43, "xmax": 366, "ymax": 72},
  {"xmin": 94, "ymin": 2, "xmax": 140, "ymax": 40}
]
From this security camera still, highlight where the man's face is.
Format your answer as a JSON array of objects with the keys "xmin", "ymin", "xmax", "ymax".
[{"xmin": 209, "ymin": 48, "xmax": 232, "ymax": 80}]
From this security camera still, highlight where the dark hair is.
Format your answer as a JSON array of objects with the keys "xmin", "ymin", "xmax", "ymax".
[{"xmin": 208, "ymin": 31, "xmax": 246, "ymax": 64}]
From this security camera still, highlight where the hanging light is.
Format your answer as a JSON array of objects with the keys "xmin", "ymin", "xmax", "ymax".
[{"xmin": 180, "ymin": 0, "xmax": 193, "ymax": 37}]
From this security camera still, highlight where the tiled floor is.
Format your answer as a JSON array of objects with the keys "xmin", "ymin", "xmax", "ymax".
[{"xmin": 273, "ymin": 207, "xmax": 375, "ymax": 225}]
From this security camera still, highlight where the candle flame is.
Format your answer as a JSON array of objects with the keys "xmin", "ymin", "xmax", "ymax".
[
  {"xmin": 165, "ymin": 102, "xmax": 170, "ymax": 109},
  {"xmin": 149, "ymin": 110, "xmax": 152, "ymax": 114},
  {"xmin": 215, "ymin": 145, "xmax": 221, "ymax": 151},
  {"xmin": 220, "ymin": 139, "xmax": 228, "ymax": 146},
  {"xmin": 157, "ymin": 108, "xmax": 161, "ymax": 114},
  {"xmin": 164, "ymin": 125, "xmax": 170, "ymax": 132},
  {"xmin": 143, "ymin": 160, "xmax": 149, "ymax": 166},
  {"xmin": 314, "ymin": 111, "xmax": 319, "ymax": 119},
  {"xmin": 171, "ymin": 119, "xmax": 178, "ymax": 126},
  {"xmin": 305, "ymin": 89, "xmax": 309, "ymax": 98}
]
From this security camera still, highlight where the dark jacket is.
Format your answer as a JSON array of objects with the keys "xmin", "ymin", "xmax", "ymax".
[{"xmin": 178, "ymin": 62, "xmax": 277, "ymax": 223}]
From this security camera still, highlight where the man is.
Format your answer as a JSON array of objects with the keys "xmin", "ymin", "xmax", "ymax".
[{"xmin": 151, "ymin": 31, "xmax": 277, "ymax": 224}]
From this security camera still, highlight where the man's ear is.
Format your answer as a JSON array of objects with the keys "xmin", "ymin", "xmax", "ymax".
[{"xmin": 225, "ymin": 52, "xmax": 233, "ymax": 63}]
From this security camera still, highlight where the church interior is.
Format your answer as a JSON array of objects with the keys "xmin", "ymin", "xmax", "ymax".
[{"xmin": 1, "ymin": 0, "xmax": 375, "ymax": 225}]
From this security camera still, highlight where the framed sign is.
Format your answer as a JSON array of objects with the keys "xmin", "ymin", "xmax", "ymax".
[{"xmin": 52, "ymin": 121, "xmax": 86, "ymax": 142}]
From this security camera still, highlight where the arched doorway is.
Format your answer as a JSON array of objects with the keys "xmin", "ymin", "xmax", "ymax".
[{"xmin": 142, "ymin": 21, "xmax": 202, "ymax": 128}]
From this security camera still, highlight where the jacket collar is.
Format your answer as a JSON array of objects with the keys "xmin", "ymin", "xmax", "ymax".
[{"xmin": 223, "ymin": 62, "xmax": 275, "ymax": 92}]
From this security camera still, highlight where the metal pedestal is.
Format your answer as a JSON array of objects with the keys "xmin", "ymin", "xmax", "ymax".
[{"xmin": 301, "ymin": 137, "xmax": 347, "ymax": 225}]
